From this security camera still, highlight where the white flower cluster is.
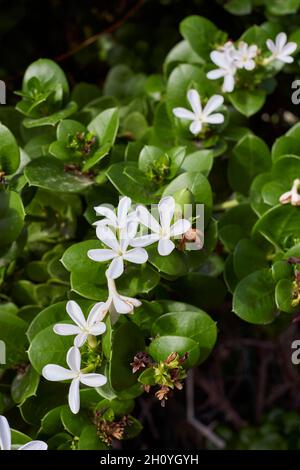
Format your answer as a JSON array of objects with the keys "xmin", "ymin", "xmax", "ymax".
[
  {"xmin": 0, "ymin": 415, "xmax": 47, "ymax": 450},
  {"xmin": 207, "ymin": 32, "xmax": 297, "ymax": 93},
  {"xmin": 42, "ymin": 195, "xmax": 191, "ymax": 414}
]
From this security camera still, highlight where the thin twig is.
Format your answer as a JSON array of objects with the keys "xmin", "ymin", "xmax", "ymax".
[
  {"xmin": 186, "ymin": 370, "xmax": 225, "ymax": 449},
  {"xmin": 55, "ymin": 0, "xmax": 145, "ymax": 62}
]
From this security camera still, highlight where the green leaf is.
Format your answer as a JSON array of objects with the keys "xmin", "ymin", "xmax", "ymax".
[
  {"xmin": 78, "ymin": 425, "xmax": 108, "ymax": 450},
  {"xmin": 41, "ymin": 406, "xmax": 64, "ymax": 435},
  {"xmin": 149, "ymin": 336, "xmax": 200, "ymax": 368},
  {"xmin": 266, "ymin": 0, "xmax": 300, "ymax": 15},
  {"xmin": 0, "ymin": 124, "xmax": 20, "ymax": 174},
  {"xmin": 11, "ymin": 365, "xmax": 40, "ymax": 404},
  {"xmin": 60, "ymin": 406, "xmax": 90, "ymax": 436},
  {"xmin": 24, "ymin": 156, "xmax": 94, "ymax": 193},
  {"xmin": 88, "ymin": 107, "xmax": 119, "ymax": 147},
  {"xmin": 151, "ymin": 310, "xmax": 217, "ymax": 362},
  {"xmin": 20, "ymin": 381, "xmax": 69, "ymax": 425},
  {"xmin": 180, "ymin": 16, "xmax": 218, "ymax": 60},
  {"xmin": 106, "ymin": 162, "xmax": 158, "ymax": 204},
  {"xmin": 275, "ymin": 279, "xmax": 299, "ymax": 314},
  {"xmin": 272, "ymin": 136, "xmax": 300, "ymax": 162},
  {"xmin": 109, "ymin": 321, "xmax": 145, "ymax": 392},
  {"xmin": 0, "ymin": 190, "xmax": 25, "ymax": 247},
  {"xmin": 233, "ymin": 269, "xmax": 277, "ymax": 324},
  {"xmin": 228, "ymin": 134, "xmax": 271, "ymax": 195},
  {"xmin": 163, "ymin": 171, "xmax": 213, "ymax": 218},
  {"xmin": 224, "ymin": 0, "xmax": 252, "ymax": 15},
  {"xmin": 61, "ymin": 240, "xmax": 107, "ymax": 300},
  {"xmin": 228, "ymin": 90, "xmax": 266, "ymax": 117},
  {"xmin": 0, "ymin": 307, "xmax": 28, "ymax": 367},
  {"xmin": 233, "ymin": 239, "xmax": 268, "ymax": 279},
  {"xmin": 271, "ymin": 260, "xmax": 294, "ymax": 282},
  {"xmin": 253, "ymin": 205, "xmax": 300, "ymax": 250},
  {"xmin": 23, "ymin": 101, "xmax": 77, "ymax": 128},
  {"xmin": 28, "ymin": 325, "xmax": 73, "ymax": 374}
]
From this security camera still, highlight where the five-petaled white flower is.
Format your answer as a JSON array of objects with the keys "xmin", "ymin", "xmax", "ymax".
[
  {"xmin": 266, "ymin": 32, "xmax": 297, "ymax": 64},
  {"xmin": 42, "ymin": 347, "xmax": 107, "ymax": 414},
  {"xmin": 131, "ymin": 196, "xmax": 191, "ymax": 256},
  {"xmin": 173, "ymin": 89, "xmax": 224, "ymax": 135},
  {"xmin": 0, "ymin": 416, "xmax": 47, "ymax": 450},
  {"xmin": 93, "ymin": 196, "xmax": 137, "ymax": 231},
  {"xmin": 207, "ymin": 48, "xmax": 237, "ymax": 93},
  {"xmin": 233, "ymin": 42, "xmax": 258, "ymax": 70},
  {"xmin": 53, "ymin": 301, "xmax": 106, "ymax": 348},
  {"xmin": 279, "ymin": 178, "xmax": 300, "ymax": 206},
  {"xmin": 88, "ymin": 225, "xmax": 148, "ymax": 280}
]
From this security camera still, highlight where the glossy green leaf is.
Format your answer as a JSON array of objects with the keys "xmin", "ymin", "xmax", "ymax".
[{"xmin": 233, "ymin": 269, "xmax": 277, "ymax": 324}]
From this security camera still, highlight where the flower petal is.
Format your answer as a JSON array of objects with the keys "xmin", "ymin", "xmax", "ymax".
[
  {"xmin": 66, "ymin": 301, "xmax": 86, "ymax": 328},
  {"xmin": 87, "ymin": 248, "xmax": 116, "ymax": 262},
  {"xmin": 158, "ymin": 196, "xmax": 175, "ymax": 232},
  {"xmin": 95, "ymin": 226, "xmax": 119, "ymax": 251},
  {"xmin": 282, "ymin": 42, "xmax": 297, "ymax": 56},
  {"xmin": 117, "ymin": 196, "xmax": 131, "ymax": 228},
  {"xmin": 121, "ymin": 295, "xmax": 142, "ymax": 308},
  {"xmin": 0, "ymin": 416, "xmax": 11, "ymax": 450},
  {"xmin": 89, "ymin": 322, "xmax": 106, "ymax": 336},
  {"xmin": 203, "ymin": 95, "xmax": 224, "ymax": 116},
  {"xmin": 136, "ymin": 205, "xmax": 160, "ymax": 233},
  {"xmin": 187, "ymin": 89, "xmax": 202, "ymax": 116},
  {"xmin": 210, "ymin": 50, "xmax": 228, "ymax": 68},
  {"xmin": 170, "ymin": 219, "xmax": 191, "ymax": 237},
  {"xmin": 19, "ymin": 441, "xmax": 48, "ymax": 450},
  {"xmin": 66, "ymin": 346, "xmax": 81, "ymax": 372},
  {"xmin": 266, "ymin": 38, "xmax": 275, "ymax": 53},
  {"xmin": 189, "ymin": 120, "xmax": 202, "ymax": 135},
  {"xmin": 107, "ymin": 256, "xmax": 124, "ymax": 279},
  {"xmin": 207, "ymin": 69, "xmax": 226, "ymax": 79},
  {"xmin": 278, "ymin": 55, "xmax": 294, "ymax": 63},
  {"xmin": 205, "ymin": 113, "xmax": 224, "ymax": 124},
  {"xmin": 223, "ymin": 74, "xmax": 235, "ymax": 93},
  {"xmin": 68, "ymin": 378, "xmax": 80, "ymax": 414},
  {"xmin": 87, "ymin": 302, "xmax": 107, "ymax": 324},
  {"xmin": 276, "ymin": 32, "xmax": 287, "ymax": 50},
  {"xmin": 158, "ymin": 238, "xmax": 175, "ymax": 256},
  {"xmin": 94, "ymin": 205, "xmax": 117, "ymax": 223},
  {"xmin": 80, "ymin": 373, "xmax": 107, "ymax": 388},
  {"xmin": 130, "ymin": 233, "xmax": 160, "ymax": 247},
  {"xmin": 53, "ymin": 324, "xmax": 81, "ymax": 336},
  {"xmin": 74, "ymin": 332, "xmax": 88, "ymax": 348},
  {"xmin": 123, "ymin": 248, "xmax": 148, "ymax": 264},
  {"xmin": 42, "ymin": 365, "xmax": 75, "ymax": 381},
  {"xmin": 172, "ymin": 107, "xmax": 196, "ymax": 120},
  {"xmin": 112, "ymin": 294, "xmax": 134, "ymax": 314}
]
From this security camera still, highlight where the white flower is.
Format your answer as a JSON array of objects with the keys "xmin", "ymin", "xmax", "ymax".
[
  {"xmin": 93, "ymin": 196, "xmax": 137, "ymax": 231},
  {"xmin": 88, "ymin": 226, "xmax": 148, "ymax": 280},
  {"xmin": 233, "ymin": 42, "xmax": 258, "ymax": 70},
  {"xmin": 207, "ymin": 48, "xmax": 237, "ymax": 93},
  {"xmin": 131, "ymin": 196, "xmax": 191, "ymax": 256},
  {"xmin": 42, "ymin": 347, "xmax": 107, "ymax": 414},
  {"xmin": 279, "ymin": 178, "xmax": 300, "ymax": 206},
  {"xmin": 266, "ymin": 32, "xmax": 297, "ymax": 64},
  {"xmin": 53, "ymin": 301, "xmax": 106, "ymax": 348},
  {"xmin": 173, "ymin": 89, "xmax": 224, "ymax": 135},
  {"xmin": 0, "ymin": 415, "xmax": 47, "ymax": 450},
  {"xmin": 105, "ymin": 274, "xmax": 141, "ymax": 321}
]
